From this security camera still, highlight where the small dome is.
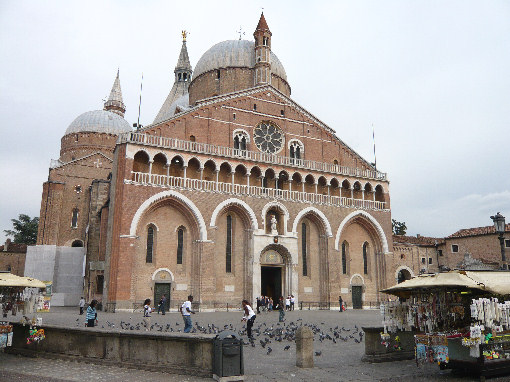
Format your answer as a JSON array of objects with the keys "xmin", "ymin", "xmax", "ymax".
[
  {"xmin": 193, "ymin": 40, "xmax": 287, "ymax": 82},
  {"xmin": 154, "ymin": 94, "xmax": 190, "ymax": 124},
  {"xmin": 65, "ymin": 110, "xmax": 132, "ymax": 136}
]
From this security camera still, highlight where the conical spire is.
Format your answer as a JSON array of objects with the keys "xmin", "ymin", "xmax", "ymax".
[
  {"xmin": 175, "ymin": 32, "xmax": 192, "ymax": 72},
  {"xmin": 153, "ymin": 33, "xmax": 193, "ymax": 124},
  {"xmin": 255, "ymin": 12, "xmax": 270, "ymax": 33},
  {"xmin": 104, "ymin": 69, "xmax": 126, "ymax": 117}
]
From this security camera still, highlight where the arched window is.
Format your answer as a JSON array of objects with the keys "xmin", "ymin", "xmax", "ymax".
[
  {"xmin": 177, "ymin": 227, "xmax": 184, "ymax": 265},
  {"xmin": 363, "ymin": 242, "xmax": 368, "ymax": 275},
  {"xmin": 71, "ymin": 240, "xmax": 83, "ymax": 247},
  {"xmin": 146, "ymin": 226, "xmax": 155, "ymax": 263},
  {"xmin": 233, "ymin": 130, "xmax": 249, "ymax": 154},
  {"xmin": 71, "ymin": 209, "xmax": 79, "ymax": 228},
  {"xmin": 301, "ymin": 223, "xmax": 308, "ymax": 276},
  {"xmin": 342, "ymin": 242, "xmax": 347, "ymax": 274},
  {"xmin": 289, "ymin": 140, "xmax": 304, "ymax": 163},
  {"xmin": 226, "ymin": 215, "xmax": 232, "ymax": 273}
]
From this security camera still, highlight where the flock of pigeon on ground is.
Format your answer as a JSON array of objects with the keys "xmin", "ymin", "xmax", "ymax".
[{"xmin": 77, "ymin": 316, "xmax": 364, "ymax": 356}]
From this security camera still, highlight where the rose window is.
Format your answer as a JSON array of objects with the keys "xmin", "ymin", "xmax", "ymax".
[{"xmin": 253, "ymin": 121, "xmax": 284, "ymax": 154}]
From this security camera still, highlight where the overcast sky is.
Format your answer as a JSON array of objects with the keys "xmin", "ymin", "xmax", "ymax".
[{"xmin": 1, "ymin": 0, "xmax": 509, "ymax": 243}]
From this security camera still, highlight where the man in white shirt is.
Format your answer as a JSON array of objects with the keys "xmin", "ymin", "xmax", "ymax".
[
  {"xmin": 181, "ymin": 295, "xmax": 195, "ymax": 333},
  {"xmin": 241, "ymin": 299, "xmax": 256, "ymax": 339},
  {"xmin": 285, "ymin": 296, "xmax": 291, "ymax": 311},
  {"xmin": 290, "ymin": 295, "xmax": 295, "ymax": 311}
]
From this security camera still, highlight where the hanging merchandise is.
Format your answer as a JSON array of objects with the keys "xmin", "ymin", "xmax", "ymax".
[
  {"xmin": 0, "ymin": 322, "xmax": 13, "ymax": 349},
  {"xmin": 26, "ymin": 327, "xmax": 45, "ymax": 345}
]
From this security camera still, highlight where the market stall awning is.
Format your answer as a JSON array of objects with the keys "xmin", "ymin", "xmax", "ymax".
[
  {"xmin": 0, "ymin": 273, "xmax": 46, "ymax": 288},
  {"xmin": 381, "ymin": 270, "xmax": 510, "ymax": 297}
]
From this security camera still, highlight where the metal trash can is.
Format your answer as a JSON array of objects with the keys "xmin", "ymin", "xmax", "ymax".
[{"xmin": 213, "ymin": 330, "xmax": 244, "ymax": 381}]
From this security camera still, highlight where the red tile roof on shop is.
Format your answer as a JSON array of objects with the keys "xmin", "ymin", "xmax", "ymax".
[{"xmin": 447, "ymin": 223, "xmax": 510, "ymax": 239}]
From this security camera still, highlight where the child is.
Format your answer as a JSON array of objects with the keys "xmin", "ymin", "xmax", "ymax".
[
  {"xmin": 143, "ymin": 298, "xmax": 152, "ymax": 331},
  {"xmin": 86, "ymin": 300, "xmax": 98, "ymax": 327}
]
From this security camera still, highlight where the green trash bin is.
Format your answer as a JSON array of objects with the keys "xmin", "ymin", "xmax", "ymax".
[{"xmin": 213, "ymin": 330, "xmax": 244, "ymax": 380}]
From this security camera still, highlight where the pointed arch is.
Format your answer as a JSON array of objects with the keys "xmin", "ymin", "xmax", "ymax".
[
  {"xmin": 129, "ymin": 190, "xmax": 208, "ymax": 241},
  {"xmin": 334, "ymin": 210, "xmax": 389, "ymax": 253},
  {"xmin": 209, "ymin": 198, "xmax": 258, "ymax": 230},
  {"xmin": 291, "ymin": 207, "xmax": 332, "ymax": 237}
]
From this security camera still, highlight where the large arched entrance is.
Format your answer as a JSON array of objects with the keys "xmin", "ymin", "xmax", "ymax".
[{"xmin": 258, "ymin": 245, "xmax": 292, "ymax": 303}]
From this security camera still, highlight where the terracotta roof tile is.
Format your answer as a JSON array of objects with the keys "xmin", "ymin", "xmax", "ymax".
[
  {"xmin": 392, "ymin": 234, "xmax": 444, "ymax": 246},
  {"xmin": 447, "ymin": 223, "xmax": 510, "ymax": 239},
  {"xmin": 0, "ymin": 243, "xmax": 28, "ymax": 253}
]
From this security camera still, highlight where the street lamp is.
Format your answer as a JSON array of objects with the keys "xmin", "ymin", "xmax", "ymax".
[{"xmin": 490, "ymin": 212, "xmax": 506, "ymax": 267}]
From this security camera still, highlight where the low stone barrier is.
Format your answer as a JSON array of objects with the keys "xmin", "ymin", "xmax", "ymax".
[
  {"xmin": 361, "ymin": 326, "xmax": 415, "ymax": 363},
  {"xmin": 6, "ymin": 323, "xmax": 215, "ymax": 377}
]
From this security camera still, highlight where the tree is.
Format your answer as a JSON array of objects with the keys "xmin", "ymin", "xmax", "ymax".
[
  {"xmin": 392, "ymin": 219, "xmax": 407, "ymax": 236},
  {"xmin": 4, "ymin": 214, "xmax": 39, "ymax": 244}
]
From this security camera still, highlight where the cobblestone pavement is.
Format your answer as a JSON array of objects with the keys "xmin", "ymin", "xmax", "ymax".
[{"xmin": 1, "ymin": 307, "xmax": 508, "ymax": 381}]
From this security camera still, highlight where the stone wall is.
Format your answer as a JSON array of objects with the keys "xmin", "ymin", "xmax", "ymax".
[{"xmin": 6, "ymin": 323, "xmax": 215, "ymax": 377}]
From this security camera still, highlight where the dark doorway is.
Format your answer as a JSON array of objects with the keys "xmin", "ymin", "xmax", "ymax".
[
  {"xmin": 154, "ymin": 283, "xmax": 171, "ymax": 312},
  {"xmin": 352, "ymin": 286, "xmax": 363, "ymax": 309},
  {"xmin": 261, "ymin": 266, "xmax": 282, "ymax": 302}
]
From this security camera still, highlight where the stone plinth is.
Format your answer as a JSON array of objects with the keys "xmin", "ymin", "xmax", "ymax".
[{"xmin": 296, "ymin": 326, "xmax": 314, "ymax": 368}]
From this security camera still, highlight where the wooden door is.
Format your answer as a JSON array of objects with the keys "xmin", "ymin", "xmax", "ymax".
[
  {"xmin": 352, "ymin": 286, "xmax": 363, "ymax": 309},
  {"xmin": 154, "ymin": 283, "xmax": 171, "ymax": 311}
]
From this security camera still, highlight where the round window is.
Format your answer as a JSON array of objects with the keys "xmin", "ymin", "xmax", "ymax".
[{"xmin": 253, "ymin": 121, "xmax": 284, "ymax": 154}]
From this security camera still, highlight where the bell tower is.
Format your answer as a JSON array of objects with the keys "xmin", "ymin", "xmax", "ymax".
[{"xmin": 253, "ymin": 13, "xmax": 272, "ymax": 86}]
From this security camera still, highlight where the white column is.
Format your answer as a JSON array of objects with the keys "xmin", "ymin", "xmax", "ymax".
[
  {"xmin": 350, "ymin": 187, "xmax": 354, "ymax": 199},
  {"xmin": 214, "ymin": 170, "xmax": 219, "ymax": 192},
  {"xmin": 231, "ymin": 171, "xmax": 235, "ymax": 186},
  {"xmin": 373, "ymin": 191, "xmax": 376, "ymax": 202},
  {"xmin": 260, "ymin": 175, "xmax": 265, "ymax": 187},
  {"xmin": 314, "ymin": 181, "xmax": 318, "ymax": 194},
  {"xmin": 274, "ymin": 176, "xmax": 279, "ymax": 189},
  {"xmin": 165, "ymin": 164, "xmax": 170, "ymax": 177},
  {"xmin": 289, "ymin": 180, "xmax": 292, "ymax": 192},
  {"xmin": 183, "ymin": 165, "xmax": 187, "ymax": 180},
  {"xmin": 199, "ymin": 167, "xmax": 204, "ymax": 181},
  {"xmin": 246, "ymin": 173, "xmax": 251, "ymax": 188},
  {"xmin": 148, "ymin": 160, "xmax": 154, "ymax": 174},
  {"xmin": 302, "ymin": 181, "xmax": 305, "ymax": 193}
]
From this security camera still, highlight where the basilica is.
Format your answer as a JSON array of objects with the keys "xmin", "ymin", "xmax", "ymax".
[{"xmin": 27, "ymin": 14, "xmax": 393, "ymax": 310}]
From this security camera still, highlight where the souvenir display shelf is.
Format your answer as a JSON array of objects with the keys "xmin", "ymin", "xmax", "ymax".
[{"xmin": 380, "ymin": 288, "xmax": 510, "ymax": 380}]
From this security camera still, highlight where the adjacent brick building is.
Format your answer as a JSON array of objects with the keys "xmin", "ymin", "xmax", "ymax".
[
  {"xmin": 0, "ymin": 239, "xmax": 27, "ymax": 276},
  {"xmin": 28, "ymin": 13, "xmax": 398, "ymax": 309}
]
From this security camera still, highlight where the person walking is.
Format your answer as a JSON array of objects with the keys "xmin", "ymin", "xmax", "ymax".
[
  {"xmin": 268, "ymin": 297, "xmax": 273, "ymax": 312},
  {"xmin": 278, "ymin": 296, "xmax": 285, "ymax": 322},
  {"xmin": 241, "ymin": 299, "xmax": 256, "ymax": 339},
  {"xmin": 85, "ymin": 300, "xmax": 98, "ymax": 327},
  {"xmin": 79, "ymin": 297, "xmax": 85, "ymax": 315},
  {"xmin": 143, "ymin": 298, "xmax": 152, "ymax": 330},
  {"xmin": 290, "ymin": 295, "xmax": 295, "ymax": 311},
  {"xmin": 158, "ymin": 294, "xmax": 166, "ymax": 315},
  {"xmin": 339, "ymin": 295, "xmax": 343, "ymax": 312},
  {"xmin": 256, "ymin": 297, "xmax": 261, "ymax": 314},
  {"xmin": 285, "ymin": 296, "xmax": 291, "ymax": 311},
  {"xmin": 181, "ymin": 295, "xmax": 195, "ymax": 333}
]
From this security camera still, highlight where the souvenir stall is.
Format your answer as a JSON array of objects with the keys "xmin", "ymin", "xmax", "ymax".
[
  {"xmin": 380, "ymin": 271, "xmax": 510, "ymax": 379},
  {"xmin": 0, "ymin": 273, "xmax": 46, "ymax": 318}
]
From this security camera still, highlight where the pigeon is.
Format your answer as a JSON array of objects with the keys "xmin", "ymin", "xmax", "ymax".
[
  {"xmin": 284, "ymin": 345, "xmax": 290, "ymax": 351},
  {"xmin": 315, "ymin": 351, "xmax": 322, "ymax": 356},
  {"xmin": 260, "ymin": 340, "xmax": 266, "ymax": 348},
  {"xmin": 266, "ymin": 346, "xmax": 272, "ymax": 355}
]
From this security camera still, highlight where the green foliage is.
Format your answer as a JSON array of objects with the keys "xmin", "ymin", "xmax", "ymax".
[
  {"xmin": 392, "ymin": 219, "xmax": 407, "ymax": 236},
  {"xmin": 4, "ymin": 214, "xmax": 39, "ymax": 244}
]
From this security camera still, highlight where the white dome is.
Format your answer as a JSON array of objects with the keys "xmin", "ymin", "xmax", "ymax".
[
  {"xmin": 193, "ymin": 40, "xmax": 287, "ymax": 82},
  {"xmin": 65, "ymin": 110, "xmax": 132, "ymax": 135}
]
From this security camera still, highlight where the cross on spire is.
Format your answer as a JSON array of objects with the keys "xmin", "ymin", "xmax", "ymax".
[{"xmin": 237, "ymin": 26, "xmax": 245, "ymax": 40}]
